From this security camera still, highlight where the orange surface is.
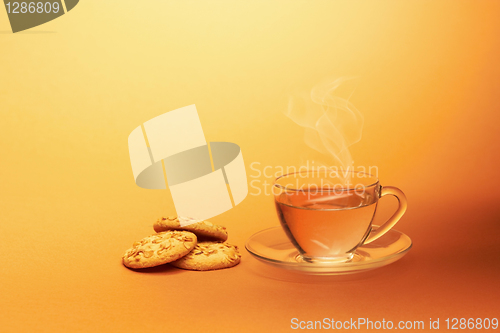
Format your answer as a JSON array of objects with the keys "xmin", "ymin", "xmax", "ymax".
[{"xmin": 1, "ymin": 1, "xmax": 499, "ymax": 332}]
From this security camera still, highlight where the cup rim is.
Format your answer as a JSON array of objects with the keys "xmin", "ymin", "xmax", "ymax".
[{"xmin": 273, "ymin": 169, "xmax": 379, "ymax": 192}]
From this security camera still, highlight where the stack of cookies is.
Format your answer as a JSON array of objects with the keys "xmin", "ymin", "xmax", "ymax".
[{"xmin": 122, "ymin": 217, "xmax": 241, "ymax": 271}]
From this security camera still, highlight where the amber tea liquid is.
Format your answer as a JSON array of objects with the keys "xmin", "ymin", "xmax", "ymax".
[{"xmin": 275, "ymin": 191, "xmax": 378, "ymax": 261}]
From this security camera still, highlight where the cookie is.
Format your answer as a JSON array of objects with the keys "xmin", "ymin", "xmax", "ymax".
[
  {"xmin": 170, "ymin": 241, "xmax": 241, "ymax": 271},
  {"xmin": 122, "ymin": 231, "xmax": 197, "ymax": 269},
  {"xmin": 153, "ymin": 216, "xmax": 228, "ymax": 242}
]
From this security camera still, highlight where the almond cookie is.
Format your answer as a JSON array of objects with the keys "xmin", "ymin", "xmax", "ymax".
[
  {"xmin": 170, "ymin": 241, "xmax": 241, "ymax": 271},
  {"xmin": 153, "ymin": 216, "xmax": 228, "ymax": 242},
  {"xmin": 122, "ymin": 231, "xmax": 197, "ymax": 269}
]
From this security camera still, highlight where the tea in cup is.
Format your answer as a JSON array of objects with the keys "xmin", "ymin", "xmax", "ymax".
[{"xmin": 274, "ymin": 170, "xmax": 407, "ymax": 263}]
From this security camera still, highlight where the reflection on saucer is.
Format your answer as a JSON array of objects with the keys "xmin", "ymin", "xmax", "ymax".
[{"xmin": 245, "ymin": 226, "xmax": 412, "ymax": 275}]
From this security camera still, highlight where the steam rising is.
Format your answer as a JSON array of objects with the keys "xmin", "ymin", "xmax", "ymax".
[{"xmin": 285, "ymin": 77, "xmax": 364, "ymax": 170}]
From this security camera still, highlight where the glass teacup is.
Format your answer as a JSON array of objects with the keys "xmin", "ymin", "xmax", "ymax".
[{"xmin": 274, "ymin": 169, "xmax": 407, "ymax": 263}]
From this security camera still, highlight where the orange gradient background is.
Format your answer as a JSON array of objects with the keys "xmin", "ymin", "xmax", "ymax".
[{"xmin": 1, "ymin": 1, "xmax": 499, "ymax": 332}]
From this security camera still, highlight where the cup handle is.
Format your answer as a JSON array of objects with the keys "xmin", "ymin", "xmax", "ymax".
[{"xmin": 363, "ymin": 186, "xmax": 408, "ymax": 244}]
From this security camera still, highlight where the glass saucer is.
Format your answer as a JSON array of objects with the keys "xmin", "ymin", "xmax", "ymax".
[{"xmin": 245, "ymin": 225, "xmax": 412, "ymax": 275}]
